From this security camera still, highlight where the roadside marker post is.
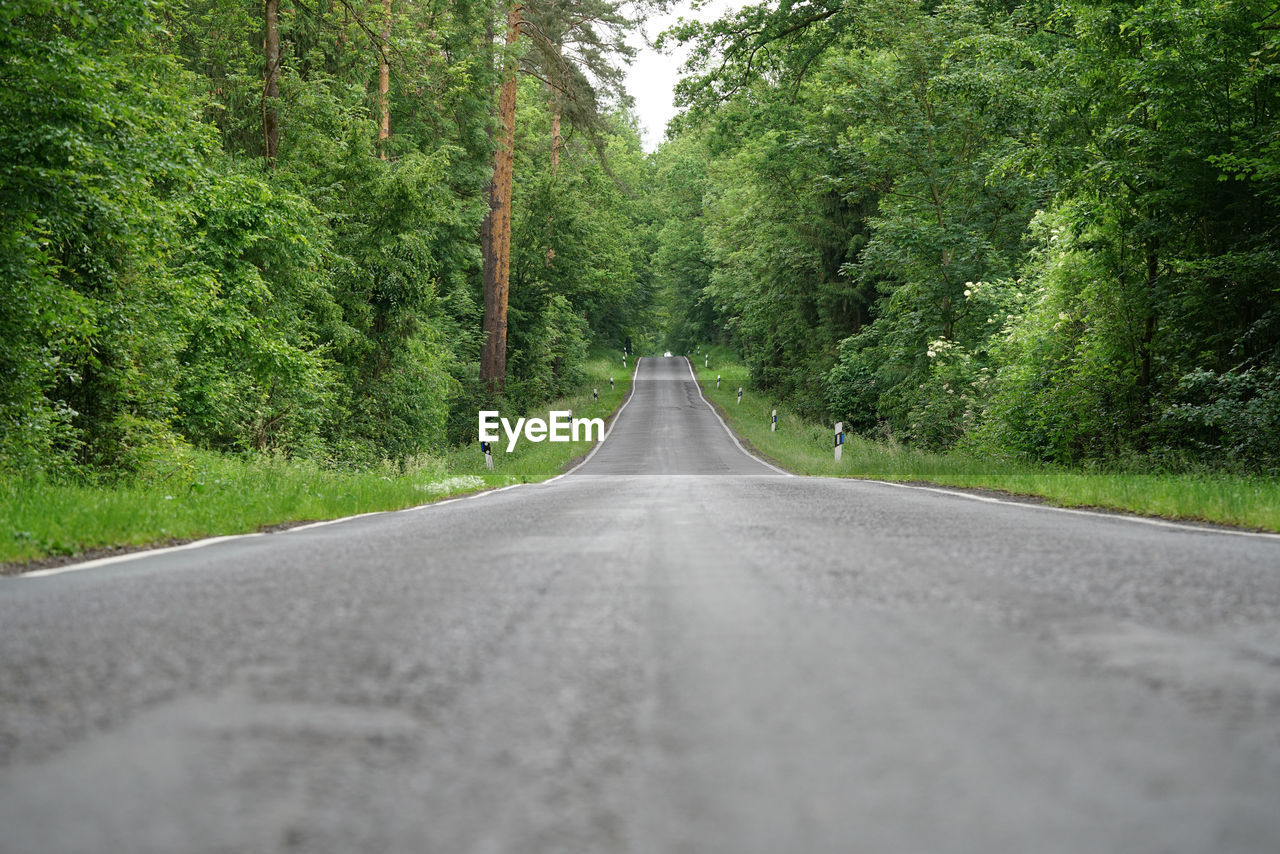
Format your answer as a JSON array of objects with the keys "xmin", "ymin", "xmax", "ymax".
[
  {"xmin": 593, "ymin": 388, "xmax": 598, "ymax": 401},
  {"xmin": 480, "ymin": 440, "xmax": 494, "ymax": 470},
  {"xmin": 737, "ymin": 387, "xmax": 743, "ymax": 405},
  {"xmin": 623, "ymin": 354, "xmax": 627, "ymax": 368},
  {"xmin": 771, "ymin": 409, "xmax": 777, "ymax": 432},
  {"xmin": 716, "ymin": 374, "xmax": 721, "ymax": 389},
  {"xmin": 834, "ymin": 422, "xmax": 844, "ymax": 463},
  {"xmin": 705, "ymin": 354, "xmax": 709, "ymax": 368},
  {"xmin": 610, "ymin": 377, "xmax": 614, "ymax": 390}
]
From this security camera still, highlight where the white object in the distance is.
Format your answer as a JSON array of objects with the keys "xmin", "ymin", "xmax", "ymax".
[
  {"xmin": 834, "ymin": 421, "xmax": 844, "ymax": 462},
  {"xmin": 664, "ymin": 351, "xmax": 672, "ymax": 357}
]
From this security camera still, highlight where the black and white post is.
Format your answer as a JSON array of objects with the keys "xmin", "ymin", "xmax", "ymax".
[
  {"xmin": 834, "ymin": 421, "xmax": 844, "ymax": 463},
  {"xmin": 593, "ymin": 388, "xmax": 598, "ymax": 402},
  {"xmin": 716, "ymin": 374, "xmax": 721, "ymax": 389},
  {"xmin": 610, "ymin": 377, "xmax": 614, "ymax": 390},
  {"xmin": 480, "ymin": 440, "xmax": 494, "ymax": 471},
  {"xmin": 705, "ymin": 354, "xmax": 709, "ymax": 368},
  {"xmin": 737, "ymin": 387, "xmax": 743, "ymax": 405},
  {"xmin": 771, "ymin": 409, "xmax": 777, "ymax": 432}
]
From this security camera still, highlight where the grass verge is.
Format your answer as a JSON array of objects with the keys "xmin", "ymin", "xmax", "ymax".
[
  {"xmin": 1, "ymin": 353, "xmax": 634, "ymax": 570},
  {"xmin": 693, "ymin": 348, "xmax": 1280, "ymax": 532}
]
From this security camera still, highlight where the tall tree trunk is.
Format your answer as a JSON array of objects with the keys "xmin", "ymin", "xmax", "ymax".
[
  {"xmin": 263, "ymin": 0, "xmax": 280, "ymax": 163},
  {"xmin": 377, "ymin": 0, "xmax": 391, "ymax": 158},
  {"xmin": 480, "ymin": 2, "xmax": 521, "ymax": 397}
]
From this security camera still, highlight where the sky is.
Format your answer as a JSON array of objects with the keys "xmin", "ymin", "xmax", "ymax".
[{"xmin": 623, "ymin": 1, "xmax": 741, "ymax": 150}]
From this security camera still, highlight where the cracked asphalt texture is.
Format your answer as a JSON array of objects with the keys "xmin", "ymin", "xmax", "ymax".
[{"xmin": 2, "ymin": 356, "xmax": 1279, "ymax": 853}]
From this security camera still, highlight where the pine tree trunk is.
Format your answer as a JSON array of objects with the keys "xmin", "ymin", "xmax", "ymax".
[
  {"xmin": 480, "ymin": 2, "xmax": 521, "ymax": 397},
  {"xmin": 263, "ymin": 0, "xmax": 280, "ymax": 162},
  {"xmin": 377, "ymin": 0, "xmax": 391, "ymax": 158}
]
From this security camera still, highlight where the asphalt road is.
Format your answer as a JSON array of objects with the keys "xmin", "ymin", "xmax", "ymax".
[{"xmin": 2, "ymin": 356, "xmax": 1279, "ymax": 853}]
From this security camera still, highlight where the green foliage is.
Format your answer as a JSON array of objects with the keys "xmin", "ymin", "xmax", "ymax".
[
  {"xmin": 2, "ymin": 0, "xmax": 650, "ymax": 483},
  {"xmin": 504, "ymin": 81, "xmax": 655, "ymax": 411},
  {"xmin": 658, "ymin": 0, "xmax": 1280, "ymax": 473},
  {"xmin": 694, "ymin": 352, "xmax": 1280, "ymax": 533},
  {"xmin": 174, "ymin": 168, "xmax": 339, "ymax": 457},
  {"xmin": 1, "ymin": 0, "xmax": 214, "ymax": 475}
]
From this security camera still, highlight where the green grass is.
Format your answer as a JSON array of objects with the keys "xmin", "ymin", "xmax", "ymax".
[
  {"xmin": 693, "ymin": 347, "xmax": 1280, "ymax": 532},
  {"xmin": 0, "ymin": 353, "xmax": 634, "ymax": 569}
]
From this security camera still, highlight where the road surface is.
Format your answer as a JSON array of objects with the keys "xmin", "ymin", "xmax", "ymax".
[{"xmin": 2, "ymin": 356, "xmax": 1279, "ymax": 853}]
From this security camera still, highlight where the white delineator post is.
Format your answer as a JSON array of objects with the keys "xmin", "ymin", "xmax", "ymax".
[
  {"xmin": 737, "ymin": 387, "xmax": 743, "ymax": 405},
  {"xmin": 593, "ymin": 388, "xmax": 598, "ymax": 401},
  {"xmin": 705, "ymin": 354, "xmax": 709, "ymax": 368},
  {"xmin": 771, "ymin": 409, "xmax": 777, "ymax": 432},
  {"xmin": 481, "ymin": 440, "xmax": 494, "ymax": 470},
  {"xmin": 610, "ymin": 377, "xmax": 614, "ymax": 390},
  {"xmin": 716, "ymin": 374, "xmax": 721, "ymax": 389},
  {"xmin": 623, "ymin": 354, "xmax": 627, "ymax": 368},
  {"xmin": 834, "ymin": 421, "xmax": 844, "ymax": 462}
]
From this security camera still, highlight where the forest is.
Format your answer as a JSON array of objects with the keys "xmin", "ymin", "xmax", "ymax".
[
  {"xmin": 3, "ymin": 0, "xmax": 1279, "ymax": 485},
  {"xmin": 655, "ymin": 0, "xmax": 1280, "ymax": 474},
  {"xmin": 2, "ymin": 0, "xmax": 653, "ymax": 480}
]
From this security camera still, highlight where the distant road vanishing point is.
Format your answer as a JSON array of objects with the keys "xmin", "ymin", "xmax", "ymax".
[{"xmin": 2, "ymin": 356, "xmax": 1279, "ymax": 853}]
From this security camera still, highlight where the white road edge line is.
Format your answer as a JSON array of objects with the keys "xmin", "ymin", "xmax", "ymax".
[
  {"xmin": 17, "ymin": 361, "xmax": 644, "ymax": 579},
  {"xmin": 684, "ymin": 357, "xmax": 793, "ymax": 477},
  {"xmin": 283, "ymin": 509, "xmax": 393, "ymax": 532},
  {"xmin": 19, "ymin": 534, "xmax": 268, "ymax": 579},
  {"xmin": 851, "ymin": 477, "xmax": 1280, "ymax": 540}
]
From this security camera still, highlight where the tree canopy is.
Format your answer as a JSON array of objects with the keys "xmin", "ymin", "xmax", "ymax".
[
  {"xmin": 654, "ymin": 0, "xmax": 1280, "ymax": 472},
  {"xmin": 4, "ymin": 0, "xmax": 1278, "ymax": 479},
  {"xmin": 1, "ymin": 0, "xmax": 653, "ymax": 476}
]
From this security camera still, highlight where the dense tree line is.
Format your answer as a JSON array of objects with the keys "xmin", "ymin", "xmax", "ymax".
[
  {"xmin": 654, "ymin": 0, "xmax": 1280, "ymax": 472},
  {"xmin": 1, "ymin": 0, "xmax": 653, "ymax": 477},
  {"xmin": 9, "ymin": 0, "xmax": 1276, "ymax": 480}
]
